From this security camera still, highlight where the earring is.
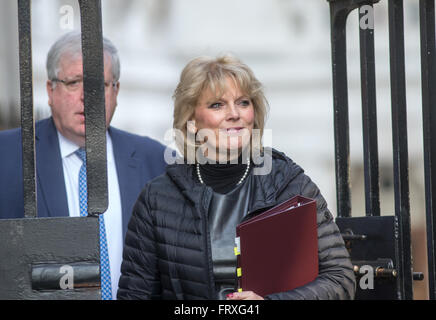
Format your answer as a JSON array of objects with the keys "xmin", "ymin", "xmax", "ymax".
[{"xmin": 187, "ymin": 120, "xmax": 197, "ymax": 135}]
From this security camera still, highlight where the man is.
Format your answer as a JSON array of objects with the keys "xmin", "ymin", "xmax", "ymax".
[{"xmin": 0, "ymin": 31, "xmax": 167, "ymax": 299}]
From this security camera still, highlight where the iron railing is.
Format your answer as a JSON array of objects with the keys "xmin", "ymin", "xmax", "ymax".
[{"xmin": 328, "ymin": 0, "xmax": 435, "ymax": 300}]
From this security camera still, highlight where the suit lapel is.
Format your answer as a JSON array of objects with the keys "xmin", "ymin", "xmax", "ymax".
[
  {"xmin": 109, "ymin": 127, "xmax": 141, "ymax": 239},
  {"xmin": 35, "ymin": 118, "xmax": 69, "ymax": 217}
]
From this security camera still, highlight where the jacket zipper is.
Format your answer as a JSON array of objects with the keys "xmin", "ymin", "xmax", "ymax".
[
  {"xmin": 201, "ymin": 186, "xmax": 216, "ymax": 299},
  {"xmin": 201, "ymin": 162, "xmax": 298, "ymax": 298}
]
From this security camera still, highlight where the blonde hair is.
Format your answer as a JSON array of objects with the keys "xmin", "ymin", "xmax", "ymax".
[{"xmin": 172, "ymin": 54, "xmax": 269, "ymax": 159}]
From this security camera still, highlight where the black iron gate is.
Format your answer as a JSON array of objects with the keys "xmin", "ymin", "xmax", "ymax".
[
  {"xmin": 328, "ymin": 0, "xmax": 436, "ymax": 300},
  {"xmin": 0, "ymin": 0, "xmax": 108, "ymax": 299},
  {"xmin": 1, "ymin": 0, "xmax": 435, "ymax": 300}
]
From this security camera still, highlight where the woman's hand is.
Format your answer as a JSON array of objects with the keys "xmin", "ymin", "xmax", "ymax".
[{"xmin": 226, "ymin": 291, "xmax": 264, "ymax": 300}]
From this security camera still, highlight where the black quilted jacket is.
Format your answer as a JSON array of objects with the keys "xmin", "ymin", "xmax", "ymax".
[{"xmin": 117, "ymin": 149, "xmax": 356, "ymax": 300}]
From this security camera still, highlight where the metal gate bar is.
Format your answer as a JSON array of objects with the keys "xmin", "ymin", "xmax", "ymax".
[
  {"xmin": 329, "ymin": 0, "xmax": 353, "ymax": 218},
  {"xmin": 328, "ymin": 0, "xmax": 415, "ymax": 299},
  {"xmin": 329, "ymin": 0, "xmax": 382, "ymax": 219},
  {"xmin": 17, "ymin": 0, "xmax": 36, "ymax": 219},
  {"xmin": 0, "ymin": 0, "xmax": 108, "ymax": 299},
  {"xmin": 15, "ymin": 0, "xmax": 108, "ymax": 218},
  {"xmin": 359, "ymin": 3, "xmax": 381, "ymax": 217},
  {"xmin": 78, "ymin": 0, "xmax": 108, "ymax": 216},
  {"xmin": 387, "ymin": 0, "xmax": 413, "ymax": 300},
  {"xmin": 419, "ymin": 0, "xmax": 436, "ymax": 300}
]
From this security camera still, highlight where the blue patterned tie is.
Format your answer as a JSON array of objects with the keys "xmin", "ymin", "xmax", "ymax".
[{"xmin": 75, "ymin": 148, "xmax": 112, "ymax": 300}]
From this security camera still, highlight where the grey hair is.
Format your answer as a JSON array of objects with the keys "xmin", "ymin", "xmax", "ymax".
[{"xmin": 46, "ymin": 31, "xmax": 120, "ymax": 83}]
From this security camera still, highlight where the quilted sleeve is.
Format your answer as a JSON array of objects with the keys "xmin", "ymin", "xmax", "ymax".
[{"xmin": 117, "ymin": 185, "xmax": 161, "ymax": 300}]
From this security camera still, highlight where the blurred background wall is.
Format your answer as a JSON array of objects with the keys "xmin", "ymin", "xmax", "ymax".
[{"xmin": 0, "ymin": 0, "xmax": 428, "ymax": 299}]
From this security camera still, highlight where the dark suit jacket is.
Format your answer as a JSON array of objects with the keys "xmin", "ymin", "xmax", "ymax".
[{"xmin": 0, "ymin": 117, "xmax": 167, "ymax": 239}]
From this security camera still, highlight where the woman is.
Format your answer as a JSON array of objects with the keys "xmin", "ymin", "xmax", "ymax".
[{"xmin": 117, "ymin": 55, "xmax": 356, "ymax": 300}]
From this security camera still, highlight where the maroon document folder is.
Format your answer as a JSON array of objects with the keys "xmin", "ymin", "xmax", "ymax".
[{"xmin": 235, "ymin": 195, "xmax": 318, "ymax": 297}]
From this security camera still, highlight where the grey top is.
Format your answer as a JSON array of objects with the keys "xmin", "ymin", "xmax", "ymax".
[{"xmin": 208, "ymin": 176, "xmax": 252, "ymax": 300}]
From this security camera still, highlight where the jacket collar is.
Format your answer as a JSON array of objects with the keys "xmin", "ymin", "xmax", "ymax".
[
  {"xmin": 35, "ymin": 117, "xmax": 70, "ymax": 217},
  {"xmin": 166, "ymin": 163, "xmax": 206, "ymax": 205},
  {"xmin": 35, "ymin": 121, "xmax": 139, "ymax": 238},
  {"xmin": 108, "ymin": 126, "xmax": 142, "ymax": 238},
  {"xmin": 165, "ymin": 148, "xmax": 303, "ymax": 209}
]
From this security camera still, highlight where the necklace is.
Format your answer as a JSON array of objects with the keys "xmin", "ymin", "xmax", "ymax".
[{"xmin": 196, "ymin": 158, "xmax": 251, "ymax": 186}]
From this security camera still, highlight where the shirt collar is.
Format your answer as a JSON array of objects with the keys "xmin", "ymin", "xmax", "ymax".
[
  {"xmin": 57, "ymin": 131, "xmax": 80, "ymax": 159},
  {"xmin": 57, "ymin": 130, "xmax": 113, "ymax": 163}
]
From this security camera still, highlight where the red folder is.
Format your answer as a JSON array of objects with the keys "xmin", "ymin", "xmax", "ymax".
[{"xmin": 235, "ymin": 195, "xmax": 318, "ymax": 297}]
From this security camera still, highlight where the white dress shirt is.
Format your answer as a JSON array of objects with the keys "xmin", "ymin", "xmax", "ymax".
[{"xmin": 58, "ymin": 131, "xmax": 123, "ymax": 299}]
